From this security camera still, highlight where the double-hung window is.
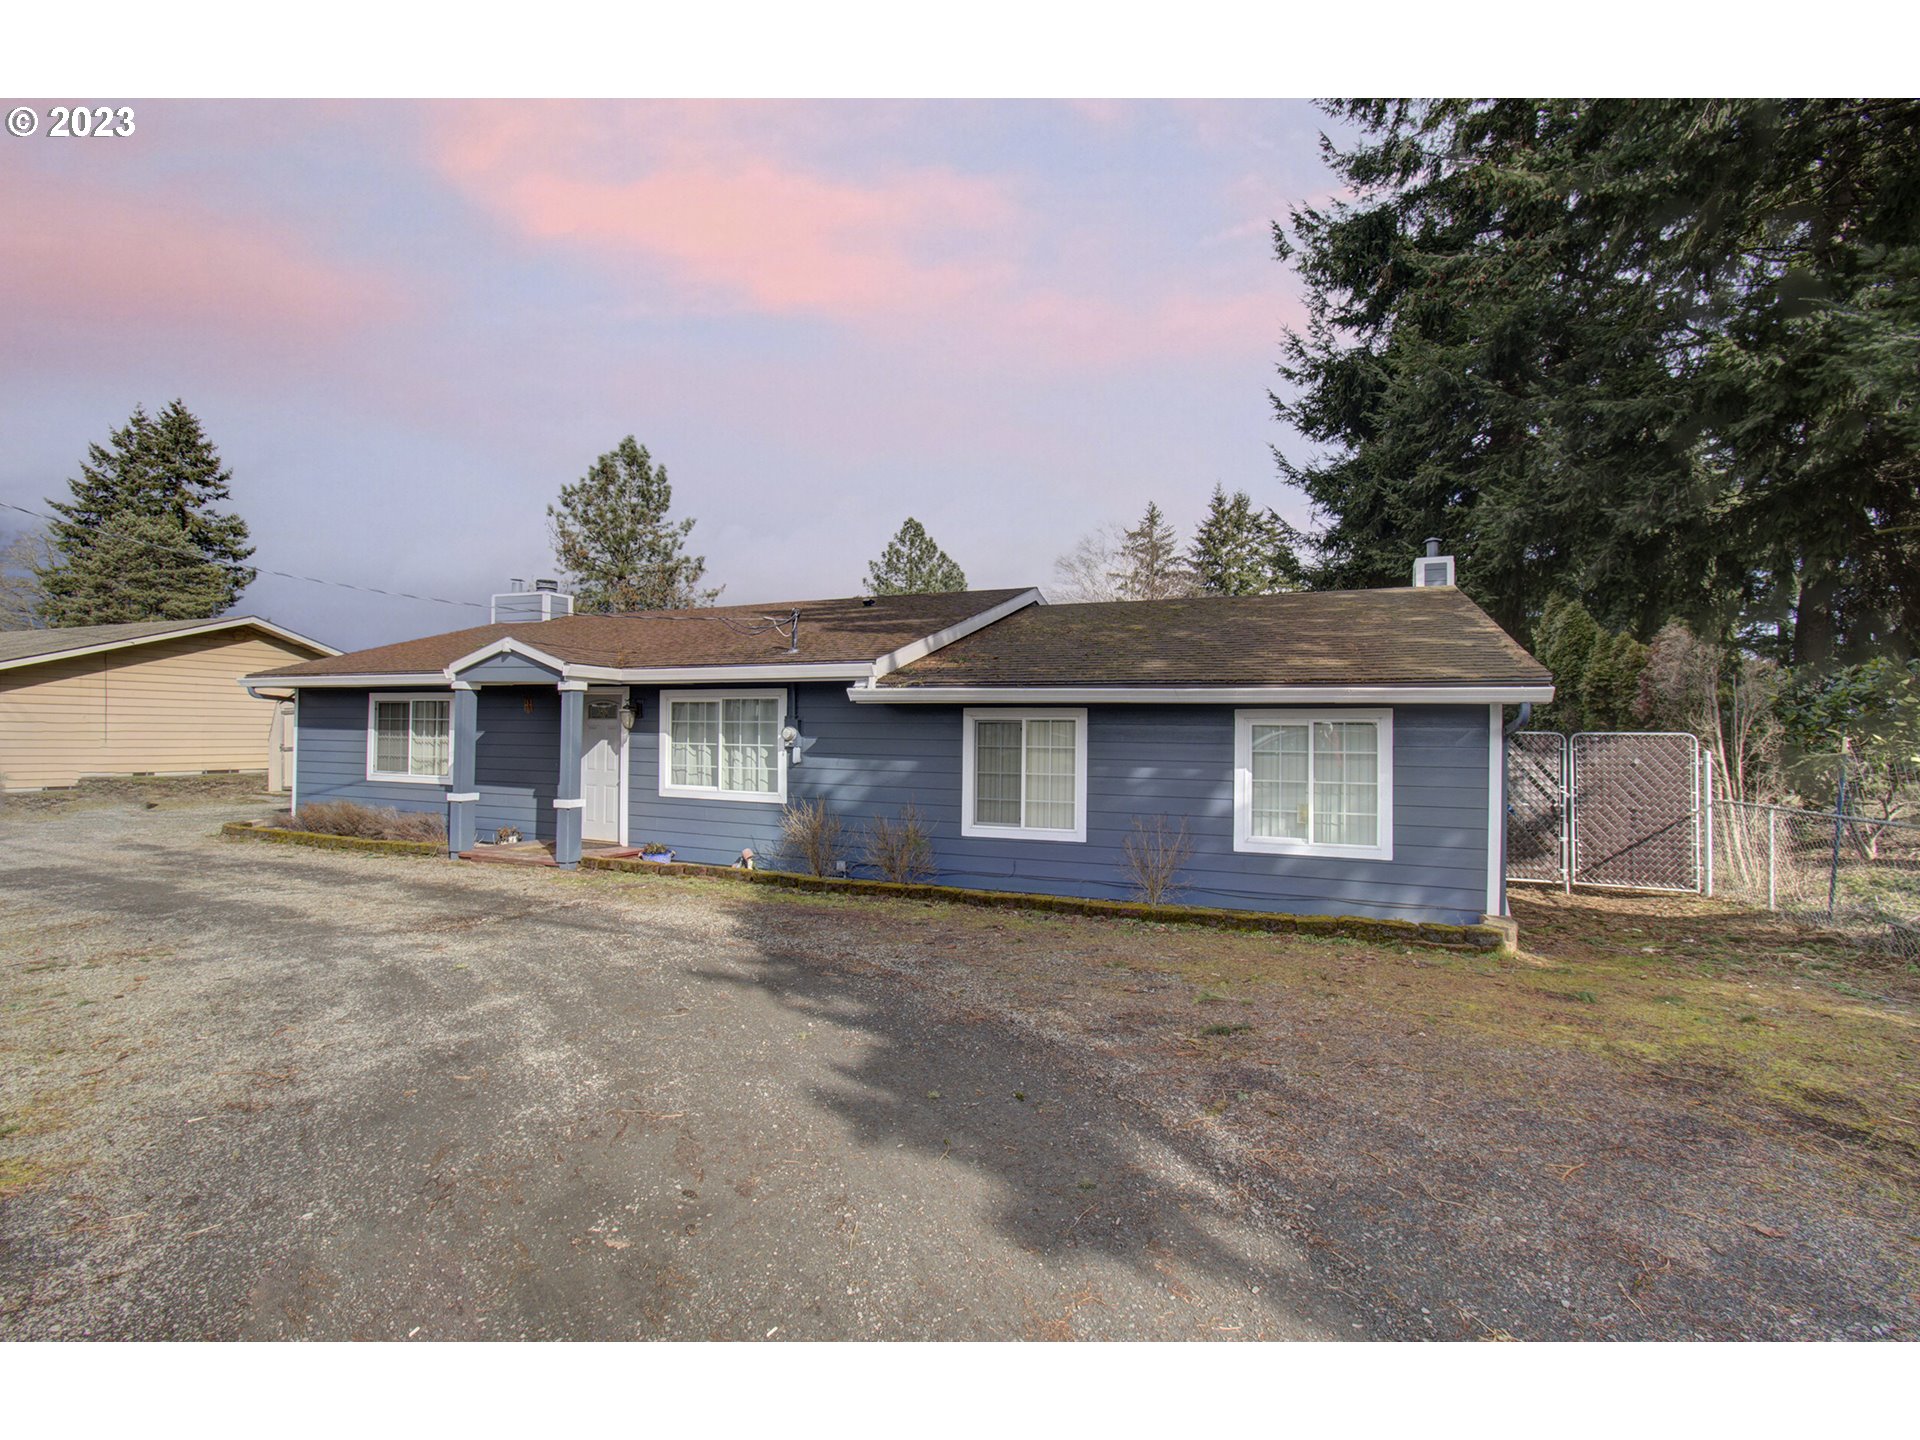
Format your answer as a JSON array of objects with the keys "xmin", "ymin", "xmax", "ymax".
[
  {"xmin": 962, "ymin": 709, "xmax": 1087, "ymax": 842},
  {"xmin": 659, "ymin": 689, "xmax": 785, "ymax": 803},
  {"xmin": 367, "ymin": 693, "xmax": 453, "ymax": 783},
  {"xmin": 1233, "ymin": 709, "xmax": 1392, "ymax": 859}
]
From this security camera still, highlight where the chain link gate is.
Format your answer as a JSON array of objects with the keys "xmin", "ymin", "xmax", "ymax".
[
  {"xmin": 1507, "ymin": 731, "xmax": 1569, "ymax": 885},
  {"xmin": 1508, "ymin": 731, "xmax": 1706, "ymax": 894}
]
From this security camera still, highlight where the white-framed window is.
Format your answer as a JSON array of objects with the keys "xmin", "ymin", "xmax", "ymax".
[
  {"xmin": 1233, "ymin": 708, "xmax": 1393, "ymax": 860},
  {"xmin": 366, "ymin": 692, "xmax": 453, "ymax": 784},
  {"xmin": 658, "ymin": 689, "xmax": 786, "ymax": 804},
  {"xmin": 961, "ymin": 708, "xmax": 1088, "ymax": 843}
]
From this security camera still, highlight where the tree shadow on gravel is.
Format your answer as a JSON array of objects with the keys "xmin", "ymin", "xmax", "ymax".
[{"xmin": 690, "ymin": 948, "xmax": 1352, "ymax": 1337}]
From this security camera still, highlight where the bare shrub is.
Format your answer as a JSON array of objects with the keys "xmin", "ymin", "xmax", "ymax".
[
  {"xmin": 1122, "ymin": 815, "xmax": 1192, "ymax": 906},
  {"xmin": 779, "ymin": 797, "xmax": 846, "ymax": 877},
  {"xmin": 861, "ymin": 804, "xmax": 937, "ymax": 884},
  {"xmin": 292, "ymin": 801, "xmax": 447, "ymax": 844}
]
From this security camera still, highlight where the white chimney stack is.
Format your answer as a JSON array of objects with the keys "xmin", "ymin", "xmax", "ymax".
[{"xmin": 1412, "ymin": 537, "xmax": 1456, "ymax": 588}]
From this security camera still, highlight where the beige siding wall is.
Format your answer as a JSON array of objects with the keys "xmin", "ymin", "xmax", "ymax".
[{"xmin": 0, "ymin": 631, "xmax": 320, "ymax": 790}]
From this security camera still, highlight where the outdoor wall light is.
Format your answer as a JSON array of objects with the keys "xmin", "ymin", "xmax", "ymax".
[{"xmin": 619, "ymin": 700, "xmax": 638, "ymax": 732}]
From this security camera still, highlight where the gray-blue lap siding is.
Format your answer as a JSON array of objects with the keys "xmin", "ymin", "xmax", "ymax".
[
  {"xmin": 626, "ymin": 685, "xmax": 1493, "ymax": 925},
  {"xmin": 294, "ymin": 687, "xmax": 560, "ymax": 842}
]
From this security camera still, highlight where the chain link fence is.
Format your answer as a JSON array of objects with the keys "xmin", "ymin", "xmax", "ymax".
[{"xmin": 1713, "ymin": 801, "xmax": 1920, "ymax": 960}]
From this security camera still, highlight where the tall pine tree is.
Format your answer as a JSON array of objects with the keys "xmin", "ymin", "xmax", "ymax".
[
  {"xmin": 1109, "ymin": 502, "xmax": 1194, "ymax": 600},
  {"xmin": 38, "ymin": 401, "xmax": 256, "ymax": 625},
  {"xmin": 548, "ymin": 437, "xmax": 719, "ymax": 612},
  {"xmin": 864, "ymin": 518, "xmax": 967, "ymax": 595},
  {"xmin": 1188, "ymin": 485, "xmax": 1306, "ymax": 596}
]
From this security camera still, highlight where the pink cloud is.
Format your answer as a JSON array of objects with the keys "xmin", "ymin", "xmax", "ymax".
[
  {"xmin": 425, "ymin": 101, "xmax": 1295, "ymax": 373},
  {"xmin": 0, "ymin": 162, "xmax": 402, "ymax": 351},
  {"xmin": 490, "ymin": 164, "xmax": 1018, "ymax": 317}
]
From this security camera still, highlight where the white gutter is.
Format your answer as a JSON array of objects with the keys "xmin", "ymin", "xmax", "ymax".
[
  {"xmin": 847, "ymin": 683, "xmax": 1557, "ymax": 705},
  {"xmin": 572, "ymin": 662, "xmax": 875, "ymax": 683},
  {"xmin": 237, "ymin": 671, "xmax": 450, "ymax": 689},
  {"xmin": 239, "ymin": 661, "xmax": 881, "ymax": 690}
]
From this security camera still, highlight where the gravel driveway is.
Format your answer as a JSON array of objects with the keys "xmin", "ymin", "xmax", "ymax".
[
  {"xmin": 4, "ymin": 790, "xmax": 1913, "ymax": 1340},
  {"xmin": 0, "ymin": 795, "xmax": 1340, "ymax": 1339}
]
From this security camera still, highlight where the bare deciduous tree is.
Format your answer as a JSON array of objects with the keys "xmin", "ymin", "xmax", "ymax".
[
  {"xmin": 0, "ymin": 530, "xmax": 51, "ymax": 629},
  {"xmin": 1636, "ymin": 622, "xmax": 1782, "ymax": 808},
  {"xmin": 1050, "ymin": 524, "xmax": 1126, "ymax": 602}
]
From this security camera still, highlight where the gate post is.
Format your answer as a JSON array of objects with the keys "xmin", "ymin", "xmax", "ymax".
[
  {"xmin": 1562, "ymin": 733, "xmax": 1573, "ymax": 894},
  {"xmin": 1767, "ymin": 808, "xmax": 1777, "ymax": 910},
  {"xmin": 1702, "ymin": 749, "xmax": 1714, "ymax": 897}
]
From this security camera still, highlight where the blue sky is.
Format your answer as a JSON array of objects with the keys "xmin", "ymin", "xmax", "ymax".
[{"xmin": 1, "ymin": 100, "xmax": 1345, "ymax": 649}]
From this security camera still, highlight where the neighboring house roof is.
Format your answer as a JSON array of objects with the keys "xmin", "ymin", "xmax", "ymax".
[
  {"xmin": 247, "ymin": 589, "xmax": 1039, "ymax": 681},
  {"xmin": 873, "ymin": 587, "xmax": 1551, "ymax": 692},
  {"xmin": 0, "ymin": 615, "xmax": 338, "ymax": 674}
]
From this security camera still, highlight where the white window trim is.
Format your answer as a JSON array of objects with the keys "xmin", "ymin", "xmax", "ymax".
[
  {"xmin": 366, "ymin": 691, "xmax": 455, "ymax": 785},
  {"xmin": 1233, "ymin": 707, "xmax": 1394, "ymax": 861},
  {"xmin": 657, "ymin": 688, "xmax": 788, "ymax": 805},
  {"xmin": 961, "ymin": 707, "xmax": 1089, "ymax": 844}
]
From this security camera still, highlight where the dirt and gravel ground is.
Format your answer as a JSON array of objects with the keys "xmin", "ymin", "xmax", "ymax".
[{"xmin": 1, "ymin": 786, "xmax": 1915, "ymax": 1339}]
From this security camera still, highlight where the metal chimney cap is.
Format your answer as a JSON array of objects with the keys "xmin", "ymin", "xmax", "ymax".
[
  {"xmin": 1424, "ymin": 537, "xmax": 1443, "ymax": 557},
  {"xmin": 534, "ymin": 578, "xmax": 559, "ymax": 592}
]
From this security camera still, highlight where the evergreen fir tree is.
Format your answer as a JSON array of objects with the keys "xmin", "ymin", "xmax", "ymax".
[
  {"xmin": 40, "ymin": 513, "xmax": 233, "ymax": 625},
  {"xmin": 1188, "ymin": 485, "xmax": 1307, "ymax": 596},
  {"xmin": 547, "ymin": 437, "xmax": 719, "ymax": 612},
  {"xmin": 1109, "ymin": 502, "xmax": 1194, "ymax": 601},
  {"xmin": 1274, "ymin": 99, "xmax": 1920, "ymax": 656},
  {"xmin": 864, "ymin": 518, "xmax": 967, "ymax": 595},
  {"xmin": 38, "ymin": 401, "xmax": 255, "ymax": 625}
]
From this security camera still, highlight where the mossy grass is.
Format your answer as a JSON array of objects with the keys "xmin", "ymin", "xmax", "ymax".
[{"xmin": 579, "ymin": 853, "xmax": 1509, "ymax": 952}]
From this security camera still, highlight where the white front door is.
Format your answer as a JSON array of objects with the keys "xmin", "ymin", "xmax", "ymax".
[{"xmin": 581, "ymin": 693, "xmax": 624, "ymax": 843}]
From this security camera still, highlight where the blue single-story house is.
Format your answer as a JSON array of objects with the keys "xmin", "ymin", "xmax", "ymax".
[{"xmin": 241, "ymin": 551, "xmax": 1553, "ymax": 926}]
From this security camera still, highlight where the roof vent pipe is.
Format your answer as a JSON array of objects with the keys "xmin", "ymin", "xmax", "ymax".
[{"xmin": 1424, "ymin": 537, "xmax": 1442, "ymax": 557}]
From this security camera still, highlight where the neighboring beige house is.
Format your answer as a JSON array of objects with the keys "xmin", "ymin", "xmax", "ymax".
[{"xmin": 0, "ymin": 617, "xmax": 336, "ymax": 792}]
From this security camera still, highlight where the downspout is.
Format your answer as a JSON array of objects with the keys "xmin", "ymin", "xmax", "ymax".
[{"xmin": 1493, "ymin": 702, "xmax": 1533, "ymax": 920}]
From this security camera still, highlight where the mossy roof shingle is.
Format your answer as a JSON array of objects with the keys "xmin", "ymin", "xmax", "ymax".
[{"xmin": 878, "ymin": 587, "xmax": 1548, "ymax": 688}]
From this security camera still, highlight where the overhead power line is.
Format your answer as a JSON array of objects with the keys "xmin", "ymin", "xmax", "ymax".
[
  {"xmin": 2, "ymin": 499, "xmax": 802, "ymax": 645},
  {"xmin": 1, "ymin": 499, "xmax": 487, "ymax": 611}
]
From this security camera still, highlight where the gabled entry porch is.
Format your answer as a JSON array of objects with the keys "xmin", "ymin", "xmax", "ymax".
[{"xmin": 442, "ymin": 640, "xmax": 631, "ymax": 869}]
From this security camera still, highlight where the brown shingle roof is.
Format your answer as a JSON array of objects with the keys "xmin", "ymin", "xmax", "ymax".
[
  {"xmin": 878, "ymin": 588, "xmax": 1549, "ymax": 688},
  {"xmin": 250, "ymin": 589, "xmax": 1035, "ymax": 678}
]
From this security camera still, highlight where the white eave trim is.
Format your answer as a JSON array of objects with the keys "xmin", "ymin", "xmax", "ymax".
[
  {"xmin": 848, "ymin": 683, "xmax": 1557, "ymax": 705},
  {"xmin": 2, "ymin": 615, "xmax": 338, "ymax": 674},
  {"xmin": 870, "ymin": 588, "xmax": 1046, "ymax": 680}
]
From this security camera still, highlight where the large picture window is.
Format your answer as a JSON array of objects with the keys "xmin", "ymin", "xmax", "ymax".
[
  {"xmin": 1233, "ymin": 709, "xmax": 1393, "ymax": 860},
  {"xmin": 659, "ymin": 690, "xmax": 785, "ymax": 803},
  {"xmin": 962, "ymin": 709, "xmax": 1087, "ymax": 842},
  {"xmin": 367, "ymin": 694, "xmax": 453, "ymax": 782}
]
